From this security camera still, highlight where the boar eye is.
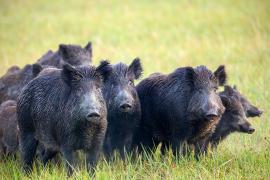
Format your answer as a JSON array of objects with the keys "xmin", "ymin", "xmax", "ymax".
[
  {"xmin": 231, "ymin": 110, "xmax": 239, "ymax": 115},
  {"xmin": 128, "ymin": 80, "xmax": 134, "ymax": 86},
  {"xmin": 198, "ymin": 89, "xmax": 203, "ymax": 93},
  {"xmin": 75, "ymin": 87, "xmax": 83, "ymax": 96},
  {"xmin": 78, "ymin": 87, "xmax": 83, "ymax": 92}
]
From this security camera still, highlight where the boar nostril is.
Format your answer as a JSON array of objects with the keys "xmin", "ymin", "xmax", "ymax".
[
  {"xmin": 205, "ymin": 113, "xmax": 219, "ymax": 120},
  {"xmin": 248, "ymin": 128, "xmax": 255, "ymax": 134},
  {"xmin": 119, "ymin": 103, "xmax": 132, "ymax": 112},
  {"xmin": 86, "ymin": 112, "xmax": 101, "ymax": 120}
]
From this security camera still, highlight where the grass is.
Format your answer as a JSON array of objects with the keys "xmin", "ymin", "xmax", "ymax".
[{"xmin": 0, "ymin": 0, "xmax": 270, "ymax": 179}]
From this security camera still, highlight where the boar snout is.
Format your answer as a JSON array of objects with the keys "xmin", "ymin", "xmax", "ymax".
[
  {"xmin": 119, "ymin": 103, "xmax": 132, "ymax": 112},
  {"xmin": 116, "ymin": 89, "xmax": 134, "ymax": 112},
  {"xmin": 247, "ymin": 127, "xmax": 255, "ymax": 134},
  {"xmin": 239, "ymin": 122, "xmax": 255, "ymax": 134},
  {"xmin": 204, "ymin": 106, "xmax": 222, "ymax": 121},
  {"xmin": 86, "ymin": 111, "xmax": 101, "ymax": 122},
  {"xmin": 205, "ymin": 112, "xmax": 219, "ymax": 121},
  {"xmin": 247, "ymin": 108, "xmax": 263, "ymax": 117}
]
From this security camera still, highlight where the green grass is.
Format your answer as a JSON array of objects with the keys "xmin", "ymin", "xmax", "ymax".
[{"xmin": 0, "ymin": 0, "xmax": 269, "ymax": 179}]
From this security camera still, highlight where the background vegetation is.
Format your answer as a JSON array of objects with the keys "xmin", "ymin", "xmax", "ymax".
[{"xmin": 0, "ymin": 0, "xmax": 269, "ymax": 179}]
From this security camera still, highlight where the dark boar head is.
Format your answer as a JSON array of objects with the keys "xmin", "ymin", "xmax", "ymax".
[
  {"xmin": 61, "ymin": 62, "xmax": 109, "ymax": 124},
  {"xmin": 232, "ymin": 85, "xmax": 263, "ymax": 118},
  {"xmin": 102, "ymin": 58, "xmax": 143, "ymax": 113},
  {"xmin": 187, "ymin": 65, "xmax": 227, "ymax": 122},
  {"xmin": 219, "ymin": 86, "xmax": 255, "ymax": 134},
  {"xmin": 59, "ymin": 41, "xmax": 92, "ymax": 66}
]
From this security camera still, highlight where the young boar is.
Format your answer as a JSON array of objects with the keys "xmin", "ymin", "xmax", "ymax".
[
  {"xmin": 17, "ymin": 62, "xmax": 109, "ymax": 174},
  {"xmin": 37, "ymin": 42, "xmax": 92, "ymax": 68},
  {"xmin": 102, "ymin": 58, "xmax": 142, "ymax": 159},
  {"xmin": 132, "ymin": 65, "xmax": 226, "ymax": 158},
  {"xmin": 207, "ymin": 85, "xmax": 255, "ymax": 149}
]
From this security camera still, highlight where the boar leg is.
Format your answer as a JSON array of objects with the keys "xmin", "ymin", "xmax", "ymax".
[
  {"xmin": 20, "ymin": 132, "xmax": 38, "ymax": 173},
  {"xmin": 5, "ymin": 145, "xmax": 17, "ymax": 159},
  {"xmin": 118, "ymin": 143, "xmax": 132, "ymax": 160},
  {"xmin": 161, "ymin": 141, "xmax": 169, "ymax": 155},
  {"xmin": 211, "ymin": 140, "xmax": 219, "ymax": 150},
  {"xmin": 41, "ymin": 149, "xmax": 58, "ymax": 166},
  {"xmin": 119, "ymin": 146, "xmax": 128, "ymax": 160},
  {"xmin": 139, "ymin": 135, "xmax": 158, "ymax": 154},
  {"xmin": 120, "ymin": 134, "xmax": 133, "ymax": 159},
  {"xmin": 103, "ymin": 139, "xmax": 112, "ymax": 160},
  {"xmin": 0, "ymin": 140, "xmax": 5, "ymax": 155},
  {"xmin": 161, "ymin": 141, "xmax": 189, "ymax": 156},
  {"xmin": 119, "ymin": 148, "xmax": 125, "ymax": 160},
  {"xmin": 182, "ymin": 142, "xmax": 193, "ymax": 156},
  {"xmin": 86, "ymin": 145, "xmax": 102, "ymax": 173},
  {"xmin": 203, "ymin": 141, "xmax": 209, "ymax": 154},
  {"xmin": 194, "ymin": 140, "xmax": 207, "ymax": 160},
  {"xmin": 160, "ymin": 139, "xmax": 180, "ymax": 156},
  {"xmin": 61, "ymin": 148, "xmax": 75, "ymax": 176},
  {"xmin": 171, "ymin": 138, "xmax": 183, "ymax": 157}
]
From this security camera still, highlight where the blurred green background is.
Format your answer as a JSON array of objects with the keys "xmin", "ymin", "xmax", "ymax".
[{"xmin": 0, "ymin": 0, "xmax": 269, "ymax": 179}]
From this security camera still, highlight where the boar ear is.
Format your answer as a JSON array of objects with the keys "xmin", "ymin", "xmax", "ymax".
[
  {"xmin": 85, "ymin": 42, "xmax": 92, "ymax": 52},
  {"xmin": 7, "ymin": 66, "xmax": 20, "ymax": 74},
  {"xmin": 59, "ymin": 44, "xmax": 71, "ymax": 59},
  {"xmin": 220, "ymin": 95, "xmax": 231, "ymax": 108},
  {"xmin": 62, "ymin": 64, "xmax": 83, "ymax": 85},
  {"xmin": 128, "ymin": 57, "xmax": 143, "ymax": 80},
  {"xmin": 32, "ymin": 64, "xmax": 43, "ymax": 77},
  {"xmin": 233, "ymin": 85, "xmax": 237, "ymax": 90},
  {"xmin": 96, "ymin": 60, "xmax": 112, "ymax": 81},
  {"xmin": 224, "ymin": 85, "xmax": 234, "ymax": 96},
  {"xmin": 85, "ymin": 42, "xmax": 92, "ymax": 62},
  {"xmin": 214, "ymin": 65, "xmax": 227, "ymax": 86},
  {"xmin": 186, "ymin": 67, "xmax": 196, "ymax": 83}
]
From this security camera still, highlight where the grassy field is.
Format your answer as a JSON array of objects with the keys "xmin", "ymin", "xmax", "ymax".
[{"xmin": 0, "ymin": 0, "xmax": 270, "ymax": 179}]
